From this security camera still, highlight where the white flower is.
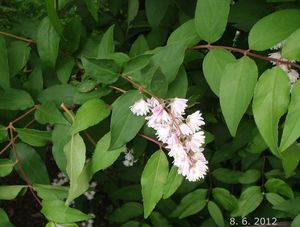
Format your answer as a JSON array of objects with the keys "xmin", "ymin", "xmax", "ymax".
[
  {"xmin": 186, "ymin": 160, "xmax": 208, "ymax": 181},
  {"xmin": 187, "ymin": 131, "xmax": 205, "ymax": 153},
  {"xmin": 288, "ymin": 69, "xmax": 299, "ymax": 84},
  {"xmin": 155, "ymin": 124, "xmax": 171, "ymax": 143},
  {"xmin": 146, "ymin": 105, "xmax": 171, "ymax": 128},
  {"xmin": 130, "ymin": 98, "xmax": 150, "ymax": 116},
  {"xmin": 147, "ymin": 97, "xmax": 160, "ymax": 108},
  {"xmin": 268, "ymin": 52, "xmax": 283, "ymax": 65},
  {"xmin": 169, "ymin": 98, "xmax": 188, "ymax": 117},
  {"xmin": 166, "ymin": 132, "xmax": 180, "ymax": 145},
  {"xmin": 167, "ymin": 143, "xmax": 186, "ymax": 158},
  {"xmin": 270, "ymin": 41, "xmax": 285, "ymax": 50},
  {"xmin": 186, "ymin": 111, "xmax": 205, "ymax": 133},
  {"xmin": 179, "ymin": 123, "xmax": 193, "ymax": 135}
]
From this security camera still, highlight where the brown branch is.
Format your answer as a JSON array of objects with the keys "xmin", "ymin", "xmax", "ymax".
[
  {"xmin": 60, "ymin": 103, "xmax": 75, "ymax": 122},
  {"xmin": 10, "ymin": 105, "xmax": 39, "ymax": 125},
  {"xmin": 109, "ymin": 85, "xmax": 127, "ymax": 93},
  {"xmin": 8, "ymin": 123, "xmax": 42, "ymax": 206},
  {"xmin": 84, "ymin": 131, "xmax": 97, "ymax": 147},
  {"xmin": 193, "ymin": 44, "xmax": 300, "ymax": 70},
  {"xmin": 0, "ymin": 31, "xmax": 35, "ymax": 44},
  {"xmin": 139, "ymin": 133, "xmax": 164, "ymax": 150}
]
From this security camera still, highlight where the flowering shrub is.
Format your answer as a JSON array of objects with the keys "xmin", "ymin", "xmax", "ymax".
[{"xmin": 1, "ymin": 0, "xmax": 300, "ymax": 226}]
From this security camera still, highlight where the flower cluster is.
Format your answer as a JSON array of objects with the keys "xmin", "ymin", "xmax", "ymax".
[
  {"xmin": 84, "ymin": 181, "xmax": 97, "ymax": 200},
  {"xmin": 269, "ymin": 41, "xmax": 299, "ymax": 86},
  {"xmin": 122, "ymin": 147, "xmax": 136, "ymax": 167},
  {"xmin": 52, "ymin": 172, "xmax": 68, "ymax": 186},
  {"xmin": 130, "ymin": 97, "xmax": 208, "ymax": 181}
]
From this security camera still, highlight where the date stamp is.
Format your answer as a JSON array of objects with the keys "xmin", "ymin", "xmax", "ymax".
[{"xmin": 229, "ymin": 217, "xmax": 277, "ymax": 226}]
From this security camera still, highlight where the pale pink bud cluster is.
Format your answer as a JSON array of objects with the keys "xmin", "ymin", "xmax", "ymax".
[
  {"xmin": 130, "ymin": 97, "xmax": 208, "ymax": 181},
  {"xmin": 269, "ymin": 42, "xmax": 299, "ymax": 87}
]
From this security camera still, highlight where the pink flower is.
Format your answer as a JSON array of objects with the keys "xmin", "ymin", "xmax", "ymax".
[
  {"xmin": 147, "ymin": 97, "xmax": 160, "ymax": 108},
  {"xmin": 130, "ymin": 98, "xmax": 150, "ymax": 116},
  {"xmin": 179, "ymin": 123, "xmax": 193, "ymax": 135},
  {"xmin": 167, "ymin": 143, "xmax": 186, "ymax": 158},
  {"xmin": 169, "ymin": 98, "xmax": 188, "ymax": 117}
]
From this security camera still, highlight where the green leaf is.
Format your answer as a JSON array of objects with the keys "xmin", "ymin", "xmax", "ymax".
[
  {"xmin": 45, "ymin": 0, "xmax": 63, "ymax": 35},
  {"xmin": 167, "ymin": 19, "xmax": 201, "ymax": 48},
  {"xmin": 238, "ymin": 169, "xmax": 260, "ymax": 184},
  {"xmin": 52, "ymin": 124, "xmax": 71, "ymax": 173},
  {"xmin": 280, "ymin": 81, "xmax": 300, "ymax": 151},
  {"xmin": 145, "ymin": 0, "xmax": 169, "ymax": 27},
  {"xmin": 232, "ymin": 186, "xmax": 263, "ymax": 217},
  {"xmin": 0, "ymin": 159, "xmax": 14, "ymax": 177},
  {"xmin": 273, "ymin": 197, "xmax": 300, "ymax": 216},
  {"xmin": 203, "ymin": 48, "xmax": 236, "ymax": 96},
  {"xmin": 265, "ymin": 178, "xmax": 294, "ymax": 199},
  {"xmin": 61, "ymin": 18, "xmax": 82, "ymax": 53},
  {"xmin": 167, "ymin": 66, "xmax": 188, "ymax": 98},
  {"xmin": 0, "ymin": 125, "xmax": 8, "ymax": 142},
  {"xmin": 78, "ymin": 80, "xmax": 97, "ymax": 93},
  {"xmin": 41, "ymin": 200, "xmax": 91, "ymax": 223},
  {"xmin": 16, "ymin": 128, "xmax": 52, "ymax": 147},
  {"xmin": 0, "ymin": 88, "xmax": 34, "ymax": 110},
  {"xmin": 97, "ymin": 25, "xmax": 115, "ymax": 58},
  {"xmin": 0, "ymin": 36, "xmax": 10, "ymax": 89},
  {"xmin": 56, "ymin": 56, "xmax": 75, "ymax": 84},
  {"xmin": 265, "ymin": 192, "xmax": 285, "ymax": 206},
  {"xmin": 123, "ymin": 54, "xmax": 153, "ymax": 75},
  {"xmin": 91, "ymin": 132, "xmax": 125, "ymax": 173},
  {"xmin": 81, "ymin": 58, "xmax": 120, "ymax": 84},
  {"xmin": 110, "ymin": 90, "xmax": 145, "ymax": 149},
  {"xmin": 282, "ymin": 28, "xmax": 300, "ymax": 60},
  {"xmin": 38, "ymin": 84, "xmax": 76, "ymax": 105},
  {"xmin": 0, "ymin": 185, "xmax": 26, "ymax": 200},
  {"xmin": 207, "ymin": 201, "xmax": 225, "ymax": 227},
  {"xmin": 220, "ymin": 56, "xmax": 258, "ymax": 136},
  {"xmin": 37, "ymin": 17, "xmax": 60, "ymax": 68},
  {"xmin": 69, "ymin": 99, "xmax": 110, "ymax": 134},
  {"xmin": 212, "ymin": 188, "xmax": 238, "ymax": 212},
  {"xmin": 212, "ymin": 168, "xmax": 243, "ymax": 184},
  {"xmin": 291, "ymin": 214, "xmax": 300, "ymax": 227},
  {"xmin": 171, "ymin": 189, "xmax": 207, "ymax": 219},
  {"xmin": 128, "ymin": 0, "xmax": 139, "ymax": 24},
  {"xmin": 248, "ymin": 9, "xmax": 300, "ymax": 51},
  {"xmin": 110, "ymin": 185, "xmax": 142, "ymax": 201},
  {"xmin": 23, "ymin": 66, "xmax": 43, "ymax": 97},
  {"xmin": 253, "ymin": 67, "xmax": 290, "ymax": 155},
  {"xmin": 163, "ymin": 166, "xmax": 183, "ymax": 199},
  {"xmin": 35, "ymin": 101, "xmax": 68, "ymax": 125},
  {"xmin": 33, "ymin": 184, "xmax": 69, "ymax": 200},
  {"xmin": 150, "ymin": 211, "xmax": 171, "ymax": 227},
  {"xmin": 0, "ymin": 208, "xmax": 14, "ymax": 227},
  {"xmin": 110, "ymin": 202, "xmax": 143, "ymax": 222},
  {"xmin": 84, "ymin": 0, "xmax": 99, "ymax": 21},
  {"xmin": 195, "ymin": 0, "xmax": 230, "ymax": 43},
  {"xmin": 152, "ymin": 43, "xmax": 186, "ymax": 83},
  {"xmin": 64, "ymin": 134, "xmax": 86, "ymax": 203},
  {"xmin": 129, "ymin": 35, "xmax": 149, "ymax": 57},
  {"xmin": 7, "ymin": 41, "xmax": 31, "ymax": 77},
  {"xmin": 141, "ymin": 150, "xmax": 169, "ymax": 218},
  {"xmin": 281, "ymin": 143, "xmax": 300, "ymax": 177},
  {"xmin": 150, "ymin": 68, "xmax": 168, "ymax": 98},
  {"xmin": 13, "ymin": 143, "xmax": 50, "ymax": 184}
]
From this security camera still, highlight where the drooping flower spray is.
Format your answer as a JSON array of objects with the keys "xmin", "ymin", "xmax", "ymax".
[{"xmin": 130, "ymin": 96, "xmax": 208, "ymax": 182}]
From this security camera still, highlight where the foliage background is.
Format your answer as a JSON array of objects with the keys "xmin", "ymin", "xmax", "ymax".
[{"xmin": 1, "ymin": 0, "xmax": 300, "ymax": 226}]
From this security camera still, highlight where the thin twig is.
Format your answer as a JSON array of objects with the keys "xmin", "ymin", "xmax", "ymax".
[
  {"xmin": 60, "ymin": 103, "xmax": 75, "ymax": 122},
  {"xmin": 8, "ymin": 123, "xmax": 42, "ymax": 205},
  {"xmin": 109, "ymin": 85, "xmax": 127, "ymax": 93},
  {"xmin": 84, "ymin": 131, "xmax": 97, "ymax": 147},
  {"xmin": 0, "ymin": 31, "xmax": 35, "ymax": 44},
  {"xmin": 139, "ymin": 133, "xmax": 164, "ymax": 149},
  {"xmin": 10, "ymin": 105, "xmax": 39, "ymax": 125},
  {"xmin": 193, "ymin": 44, "xmax": 300, "ymax": 70}
]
